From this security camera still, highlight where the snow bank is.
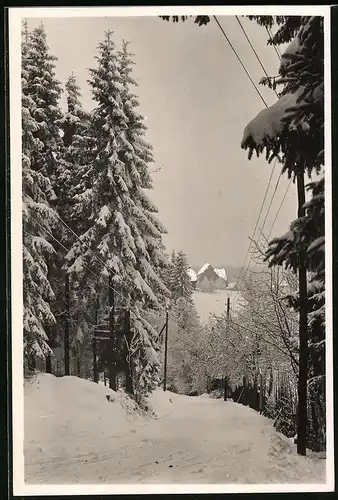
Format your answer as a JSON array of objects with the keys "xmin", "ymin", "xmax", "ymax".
[
  {"xmin": 24, "ymin": 374, "xmax": 326, "ymax": 486},
  {"xmin": 24, "ymin": 373, "xmax": 140, "ymax": 476}
]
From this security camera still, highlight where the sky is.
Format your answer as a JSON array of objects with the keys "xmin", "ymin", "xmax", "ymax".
[{"xmin": 27, "ymin": 15, "xmax": 298, "ymax": 269}]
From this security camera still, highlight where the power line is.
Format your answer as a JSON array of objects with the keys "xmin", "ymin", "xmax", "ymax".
[
  {"xmin": 29, "ymin": 212, "xmax": 127, "ymax": 303},
  {"xmin": 29, "ymin": 208, "xmax": 165, "ymax": 325},
  {"xmin": 212, "ymin": 16, "xmax": 283, "ymax": 285},
  {"xmin": 52, "ymin": 207, "xmax": 125, "ymax": 287},
  {"xmin": 266, "ymin": 26, "xmax": 282, "ymax": 62},
  {"xmin": 237, "ymin": 160, "xmax": 277, "ymax": 284},
  {"xmin": 266, "ymin": 179, "xmax": 292, "ymax": 241},
  {"xmin": 235, "ymin": 16, "xmax": 279, "ymax": 100},
  {"xmin": 245, "ymin": 160, "xmax": 282, "ymax": 275},
  {"xmin": 260, "ymin": 166, "xmax": 283, "ymax": 237},
  {"xmin": 213, "ymin": 15, "xmax": 268, "ymax": 108}
]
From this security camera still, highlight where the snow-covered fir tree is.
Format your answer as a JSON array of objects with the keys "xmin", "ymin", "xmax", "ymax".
[
  {"xmin": 66, "ymin": 32, "xmax": 169, "ymax": 396},
  {"xmin": 21, "ymin": 22, "xmax": 62, "ymax": 364},
  {"xmin": 170, "ymin": 250, "xmax": 194, "ymax": 301},
  {"xmin": 117, "ymin": 39, "xmax": 169, "ymax": 306},
  {"xmin": 58, "ymin": 74, "xmax": 91, "ymax": 214},
  {"xmin": 23, "ymin": 23, "xmax": 63, "ymax": 196}
]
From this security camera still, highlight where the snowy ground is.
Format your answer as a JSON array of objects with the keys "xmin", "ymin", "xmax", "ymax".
[
  {"xmin": 24, "ymin": 374, "xmax": 326, "ymax": 486},
  {"xmin": 193, "ymin": 290, "xmax": 243, "ymax": 324}
]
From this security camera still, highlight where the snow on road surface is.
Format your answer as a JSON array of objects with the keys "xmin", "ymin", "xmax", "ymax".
[{"xmin": 24, "ymin": 374, "xmax": 326, "ymax": 485}]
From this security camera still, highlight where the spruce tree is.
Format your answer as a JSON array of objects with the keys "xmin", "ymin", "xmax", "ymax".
[
  {"xmin": 22, "ymin": 23, "xmax": 62, "ymax": 364},
  {"xmin": 23, "ymin": 23, "xmax": 63, "ymax": 194},
  {"xmin": 58, "ymin": 74, "xmax": 90, "ymax": 214},
  {"xmin": 171, "ymin": 250, "xmax": 194, "ymax": 301},
  {"xmin": 117, "ymin": 40, "xmax": 169, "ymax": 304},
  {"xmin": 66, "ymin": 32, "xmax": 169, "ymax": 395}
]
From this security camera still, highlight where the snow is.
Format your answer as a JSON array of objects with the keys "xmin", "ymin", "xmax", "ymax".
[
  {"xmin": 214, "ymin": 268, "xmax": 227, "ymax": 281},
  {"xmin": 187, "ymin": 268, "xmax": 197, "ymax": 282},
  {"xmin": 193, "ymin": 290, "xmax": 243, "ymax": 324},
  {"xmin": 24, "ymin": 373, "xmax": 326, "ymax": 486},
  {"xmin": 198, "ymin": 263, "xmax": 211, "ymax": 275},
  {"xmin": 227, "ymin": 282, "xmax": 238, "ymax": 290},
  {"xmin": 280, "ymin": 36, "xmax": 301, "ymax": 72},
  {"xmin": 241, "ymin": 88, "xmax": 305, "ymax": 149},
  {"xmin": 96, "ymin": 205, "xmax": 111, "ymax": 228}
]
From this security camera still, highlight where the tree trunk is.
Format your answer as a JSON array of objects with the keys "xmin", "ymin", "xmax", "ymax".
[
  {"xmin": 77, "ymin": 355, "xmax": 81, "ymax": 378},
  {"xmin": 28, "ymin": 354, "xmax": 36, "ymax": 371},
  {"xmin": 223, "ymin": 376, "xmax": 228, "ymax": 401},
  {"xmin": 108, "ymin": 279, "xmax": 117, "ymax": 391},
  {"xmin": 296, "ymin": 171, "xmax": 308, "ymax": 456},
  {"xmin": 45, "ymin": 353, "xmax": 52, "ymax": 374},
  {"xmin": 259, "ymin": 372, "xmax": 264, "ymax": 413},
  {"xmin": 64, "ymin": 273, "xmax": 70, "ymax": 376}
]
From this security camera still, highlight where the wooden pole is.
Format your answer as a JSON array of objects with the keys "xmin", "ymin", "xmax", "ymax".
[
  {"xmin": 93, "ymin": 296, "xmax": 99, "ymax": 383},
  {"xmin": 224, "ymin": 297, "xmax": 230, "ymax": 401},
  {"xmin": 64, "ymin": 273, "xmax": 70, "ymax": 376},
  {"xmin": 296, "ymin": 170, "xmax": 308, "ymax": 456},
  {"xmin": 259, "ymin": 372, "xmax": 264, "ymax": 414},
  {"xmin": 163, "ymin": 308, "xmax": 169, "ymax": 391},
  {"xmin": 45, "ymin": 262, "xmax": 53, "ymax": 374},
  {"xmin": 108, "ymin": 278, "xmax": 117, "ymax": 391},
  {"xmin": 125, "ymin": 309, "xmax": 134, "ymax": 394}
]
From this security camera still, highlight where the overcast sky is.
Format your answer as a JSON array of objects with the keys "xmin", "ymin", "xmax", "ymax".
[{"xmin": 27, "ymin": 15, "xmax": 297, "ymax": 268}]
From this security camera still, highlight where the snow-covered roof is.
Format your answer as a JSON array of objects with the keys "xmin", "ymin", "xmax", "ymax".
[
  {"xmin": 187, "ymin": 268, "xmax": 197, "ymax": 282},
  {"xmin": 227, "ymin": 282, "xmax": 237, "ymax": 290},
  {"xmin": 214, "ymin": 268, "xmax": 227, "ymax": 281},
  {"xmin": 198, "ymin": 263, "xmax": 211, "ymax": 275}
]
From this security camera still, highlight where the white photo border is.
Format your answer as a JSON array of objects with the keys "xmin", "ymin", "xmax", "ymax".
[{"xmin": 9, "ymin": 5, "xmax": 334, "ymax": 496}]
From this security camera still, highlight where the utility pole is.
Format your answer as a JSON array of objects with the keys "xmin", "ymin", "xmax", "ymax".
[
  {"xmin": 296, "ymin": 170, "xmax": 308, "ymax": 456},
  {"xmin": 108, "ymin": 278, "xmax": 117, "ymax": 391},
  {"xmin": 64, "ymin": 273, "xmax": 70, "ymax": 376},
  {"xmin": 163, "ymin": 307, "xmax": 169, "ymax": 392},
  {"xmin": 224, "ymin": 297, "xmax": 230, "ymax": 401},
  {"xmin": 93, "ymin": 294, "xmax": 99, "ymax": 383},
  {"xmin": 45, "ymin": 262, "xmax": 53, "ymax": 374},
  {"xmin": 124, "ymin": 308, "xmax": 134, "ymax": 394}
]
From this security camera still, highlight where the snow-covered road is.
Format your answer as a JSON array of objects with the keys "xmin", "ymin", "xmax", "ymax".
[{"xmin": 24, "ymin": 374, "xmax": 326, "ymax": 485}]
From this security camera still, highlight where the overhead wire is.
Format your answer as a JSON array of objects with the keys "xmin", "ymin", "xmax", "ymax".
[
  {"xmin": 211, "ymin": 16, "xmax": 284, "ymax": 284},
  {"xmin": 237, "ymin": 161, "xmax": 277, "ymax": 284},
  {"xmin": 29, "ymin": 211, "xmax": 165, "ymax": 324},
  {"xmin": 213, "ymin": 15, "xmax": 281, "ymax": 285},
  {"xmin": 266, "ymin": 179, "xmax": 292, "ymax": 241},
  {"xmin": 213, "ymin": 15, "xmax": 268, "ymax": 108},
  {"xmin": 245, "ymin": 160, "xmax": 283, "ymax": 276},
  {"xmin": 266, "ymin": 26, "xmax": 282, "ymax": 62},
  {"xmin": 235, "ymin": 15, "xmax": 279, "ymax": 100},
  {"xmin": 29, "ymin": 212, "xmax": 126, "ymax": 303}
]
